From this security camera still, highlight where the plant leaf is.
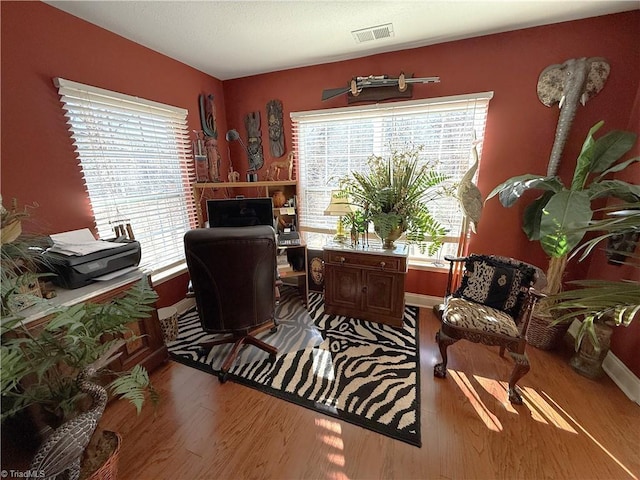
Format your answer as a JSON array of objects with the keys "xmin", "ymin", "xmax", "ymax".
[
  {"xmin": 539, "ymin": 190, "xmax": 592, "ymax": 257},
  {"xmin": 590, "ymin": 130, "xmax": 638, "ymax": 173},
  {"xmin": 486, "ymin": 174, "xmax": 562, "ymax": 208},
  {"xmin": 587, "ymin": 180, "xmax": 640, "ymax": 202},
  {"xmin": 522, "ymin": 192, "xmax": 554, "ymax": 240}
]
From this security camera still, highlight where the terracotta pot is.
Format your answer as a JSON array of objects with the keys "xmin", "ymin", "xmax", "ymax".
[{"xmin": 272, "ymin": 190, "xmax": 286, "ymax": 208}]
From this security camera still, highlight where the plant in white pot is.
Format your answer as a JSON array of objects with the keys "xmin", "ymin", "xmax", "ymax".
[
  {"xmin": 543, "ymin": 202, "xmax": 639, "ymax": 378},
  {"xmin": 1, "ymin": 279, "xmax": 159, "ymax": 479},
  {"xmin": 486, "ymin": 121, "xmax": 640, "ymax": 348}
]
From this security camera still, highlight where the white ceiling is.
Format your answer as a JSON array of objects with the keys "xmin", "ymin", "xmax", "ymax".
[{"xmin": 46, "ymin": 1, "xmax": 638, "ymax": 81}]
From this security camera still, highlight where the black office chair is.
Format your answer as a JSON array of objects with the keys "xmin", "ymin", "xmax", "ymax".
[
  {"xmin": 184, "ymin": 225, "xmax": 278, "ymax": 382},
  {"xmin": 433, "ymin": 254, "xmax": 546, "ymax": 404}
]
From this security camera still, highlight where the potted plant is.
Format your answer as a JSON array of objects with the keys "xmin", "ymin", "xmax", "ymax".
[
  {"xmin": 486, "ymin": 121, "xmax": 639, "ymax": 348},
  {"xmin": 1, "ymin": 197, "xmax": 53, "ymax": 315},
  {"xmin": 542, "ymin": 202, "xmax": 639, "ymax": 378},
  {"xmin": 1, "ymin": 278, "xmax": 159, "ymax": 478},
  {"xmin": 338, "ymin": 145, "xmax": 451, "ymax": 253}
]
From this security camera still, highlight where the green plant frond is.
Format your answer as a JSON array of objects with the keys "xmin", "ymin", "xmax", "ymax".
[
  {"xmin": 596, "ymin": 156, "xmax": 640, "ymax": 180},
  {"xmin": 486, "ymin": 175, "xmax": 562, "ymax": 208},
  {"xmin": 589, "ymin": 130, "xmax": 637, "ymax": 174},
  {"xmin": 109, "ymin": 364, "xmax": 151, "ymax": 414},
  {"xmin": 588, "ymin": 180, "xmax": 640, "ymax": 202}
]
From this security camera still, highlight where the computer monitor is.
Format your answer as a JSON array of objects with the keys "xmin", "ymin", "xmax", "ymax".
[{"xmin": 206, "ymin": 197, "xmax": 274, "ymax": 228}]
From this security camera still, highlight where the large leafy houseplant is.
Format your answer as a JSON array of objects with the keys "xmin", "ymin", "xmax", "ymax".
[
  {"xmin": 487, "ymin": 121, "xmax": 640, "ymax": 295},
  {"xmin": 1, "ymin": 278, "xmax": 159, "ymax": 475},
  {"xmin": 338, "ymin": 146, "xmax": 451, "ymax": 254},
  {"xmin": 544, "ymin": 202, "xmax": 640, "ymax": 353}
]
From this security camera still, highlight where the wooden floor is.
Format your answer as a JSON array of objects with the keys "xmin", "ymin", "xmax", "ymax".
[{"xmin": 7, "ymin": 308, "xmax": 640, "ymax": 479}]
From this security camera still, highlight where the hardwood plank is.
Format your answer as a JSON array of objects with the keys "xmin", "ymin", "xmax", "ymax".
[{"xmin": 4, "ymin": 308, "xmax": 638, "ymax": 479}]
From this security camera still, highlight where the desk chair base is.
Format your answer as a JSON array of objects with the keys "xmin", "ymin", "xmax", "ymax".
[{"xmin": 199, "ymin": 321, "xmax": 278, "ymax": 383}]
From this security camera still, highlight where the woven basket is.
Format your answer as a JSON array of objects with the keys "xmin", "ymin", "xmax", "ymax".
[
  {"xmin": 526, "ymin": 314, "xmax": 569, "ymax": 350},
  {"xmin": 88, "ymin": 431, "xmax": 121, "ymax": 480}
]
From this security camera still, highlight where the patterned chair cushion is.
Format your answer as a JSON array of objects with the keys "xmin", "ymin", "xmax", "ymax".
[
  {"xmin": 443, "ymin": 297, "xmax": 520, "ymax": 338},
  {"xmin": 454, "ymin": 255, "xmax": 536, "ymax": 318}
]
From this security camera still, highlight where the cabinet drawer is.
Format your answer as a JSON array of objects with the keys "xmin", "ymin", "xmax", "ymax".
[{"xmin": 325, "ymin": 251, "xmax": 406, "ymax": 273}]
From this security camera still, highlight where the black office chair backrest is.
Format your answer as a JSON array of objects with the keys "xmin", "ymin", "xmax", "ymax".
[{"xmin": 184, "ymin": 226, "xmax": 277, "ymax": 333}]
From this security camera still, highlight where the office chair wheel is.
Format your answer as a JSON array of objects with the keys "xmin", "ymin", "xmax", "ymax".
[{"xmin": 218, "ymin": 371, "xmax": 229, "ymax": 383}]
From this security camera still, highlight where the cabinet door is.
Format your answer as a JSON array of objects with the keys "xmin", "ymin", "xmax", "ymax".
[
  {"xmin": 363, "ymin": 270, "xmax": 403, "ymax": 319},
  {"xmin": 325, "ymin": 264, "xmax": 361, "ymax": 311}
]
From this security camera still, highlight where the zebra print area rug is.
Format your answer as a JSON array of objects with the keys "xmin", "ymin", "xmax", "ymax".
[{"xmin": 167, "ymin": 287, "xmax": 421, "ymax": 447}]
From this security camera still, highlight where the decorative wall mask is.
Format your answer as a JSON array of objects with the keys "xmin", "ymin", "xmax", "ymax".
[
  {"xmin": 267, "ymin": 99, "xmax": 285, "ymax": 158},
  {"xmin": 537, "ymin": 57, "xmax": 610, "ymax": 177},
  {"xmin": 244, "ymin": 111, "xmax": 264, "ymax": 172},
  {"xmin": 199, "ymin": 94, "xmax": 217, "ymax": 138}
]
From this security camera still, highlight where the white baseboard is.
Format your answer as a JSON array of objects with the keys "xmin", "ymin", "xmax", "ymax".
[
  {"xmin": 172, "ymin": 297, "xmax": 196, "ymax": 315},
  {"xmin": 405, "ymin": 293, "xmax": 443, "ymax": 308},
  {"xmin": 565, "ymin": 319, "xmax": 639, "ymax": 404},
  {"xmin": 603, "ymin": 351, "xmax": 640, "ymax": 405}
]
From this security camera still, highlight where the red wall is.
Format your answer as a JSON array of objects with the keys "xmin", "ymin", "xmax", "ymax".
[
  {"xmin": 222, "ymin": 11, "xmax": 640, "ymax": 297},
  {"xmin": 2, "ymin": 3, "xmax": 639, "ymax": 364},
  {"xmin": 1, "ymin": 1, "xmax": 227, "ymax": 307}
]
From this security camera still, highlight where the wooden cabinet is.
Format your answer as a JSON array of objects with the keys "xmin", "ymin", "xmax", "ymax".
[
  {"xmin": 17, "ymin": 270, "xmax": 168, "ymax": 374},
  {"xmin": 323, "ymin": 245, "xmax": 408, "ymax": 327}
]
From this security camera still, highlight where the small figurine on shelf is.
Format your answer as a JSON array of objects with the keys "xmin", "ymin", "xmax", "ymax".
[
  {"xmin": 266, "ymin": 151, "xmax": 294, "ymax": 181},
  {"xmin": 228, "ymin": 165, "xmax": 240, "ymax": 183}
]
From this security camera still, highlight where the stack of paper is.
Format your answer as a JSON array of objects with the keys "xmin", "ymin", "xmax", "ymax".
[{"xmin": 48, "ymin": 228, "xmax": 126, "ymax": 256}]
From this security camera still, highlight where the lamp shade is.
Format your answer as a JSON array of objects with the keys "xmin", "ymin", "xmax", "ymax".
[{"xmin": 324, "ymin": 190, "xmax": 356, "ymax": 216}]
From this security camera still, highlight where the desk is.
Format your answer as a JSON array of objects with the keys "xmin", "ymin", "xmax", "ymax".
[
  {"xmin": 323, "ymin": 243, "xmax": 408, "ymax": 327},
  {"xmin": 9, "ymin": 269, "xmax": 168, "ymax": 373}
]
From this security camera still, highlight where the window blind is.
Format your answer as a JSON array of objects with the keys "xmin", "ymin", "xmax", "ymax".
[
  {"xmin": 290, "ymin": 92, "xmax": 493, "ymax": 263},
  {"xmin": 54, "ymin": 78, "xmax": 197, "ymax": 274}
]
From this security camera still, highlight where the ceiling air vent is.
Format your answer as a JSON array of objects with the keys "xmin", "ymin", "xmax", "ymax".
[{"xmin": 352, "ymin": 23, "xmax": 394, "ymax": 44}]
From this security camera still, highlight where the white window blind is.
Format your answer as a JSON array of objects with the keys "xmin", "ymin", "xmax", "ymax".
[
  {"xmin": 290, "ymin": 92, "xmax": 493, "ymax": 263},
  {"xmin": 54, "ymin": 78, "xmax": 197, "ymax": 274}
]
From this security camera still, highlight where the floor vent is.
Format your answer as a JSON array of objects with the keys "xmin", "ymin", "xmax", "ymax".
[{"xmin": 352, "ymin": 23, "xmax": 394, "ymax": 44}]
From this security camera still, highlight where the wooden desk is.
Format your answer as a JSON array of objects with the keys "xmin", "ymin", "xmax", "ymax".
[
  {"xmin": 323, "ymin": 243, "xmax": 408, "ymax": 327},
  {"xmin": 9, "ymin": 269, "xmax": 168, "ymax": 373}
]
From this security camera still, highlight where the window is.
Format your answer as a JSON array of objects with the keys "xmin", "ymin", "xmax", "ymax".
[
  {"xmin": 54, "ymin": 78, "xmax": 197, "ymax": 275},
  {"xmin": 290, "ymin": 92, "xmax": 493, "ymax": 265}
]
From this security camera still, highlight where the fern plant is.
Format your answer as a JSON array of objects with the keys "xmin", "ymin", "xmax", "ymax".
[
  {"xmin": 338, "ymin": 145, "xmax": 451, "ymax": 253},
  {"xmin": 1, "ymin": 278, "xmax": 159, "ymax": 428}
]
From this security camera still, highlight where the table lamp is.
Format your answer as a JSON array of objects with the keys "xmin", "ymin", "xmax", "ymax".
[{"xmin": 324, "ymin": 190, "xmax": 355, "ymax": 242}]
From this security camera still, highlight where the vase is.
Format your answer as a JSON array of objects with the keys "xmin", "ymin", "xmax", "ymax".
[
  {"xmin": 271, "ymin": 190, "xmax": 286, "ymax": 208},
  {"xmin": 374, "ymin": 224, "xmax": 403, "ymax": 249},
  {"xmin": 569, "ymin": 323, "xmax": 613, "ymax": 379}
]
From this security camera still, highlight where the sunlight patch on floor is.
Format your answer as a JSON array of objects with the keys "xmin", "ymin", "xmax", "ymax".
[
  {"xmin": 449, "ymin": 370, "xmax": 503, "ymax": 432},
  {"xmin": 450, "ymin": 370, "xmax": 579, "ymax": 434},
  {"xmin": 541, "ymin": 390, "xmax": 638, "ymax": 480},
  {"xmin": 520, "ymin": 386, "xmax": 577, "ymax": 433},
  {"xmin": 315, "ymin": 418, "xmax": 349, "ymax": 479}
]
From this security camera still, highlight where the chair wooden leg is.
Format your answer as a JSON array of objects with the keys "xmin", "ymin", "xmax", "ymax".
[
  {"xmin": 507, "ymin": 352, "xmax": 530, "ymax": 404},
  {"xmin": 434, "ymin": 330, "xmax": 458, "ymax": 378}
]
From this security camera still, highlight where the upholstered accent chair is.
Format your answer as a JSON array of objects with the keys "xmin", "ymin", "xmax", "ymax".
[
  {"xmin": 184, "ymin": 225, "xmax": 279, "ymax": 382},
  {"xmin": 433, "ymin": 254, "xmax": 546, "ymax": 404}
]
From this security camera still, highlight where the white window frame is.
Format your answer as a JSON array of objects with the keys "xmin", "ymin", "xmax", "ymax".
[
  {"xmin": 54, "ymin": 78, "xmax": 197, "ymax": 277},
  {"xmin": 290, "ymin": 92, "xmax": 493, "ymax": 266}
]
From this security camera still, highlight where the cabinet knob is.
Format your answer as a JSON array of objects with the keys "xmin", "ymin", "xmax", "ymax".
[
  {"xmin": 339, "ymin": 256, "xmax": 346, "ymax": 264},
  {"xmin": 380, "ymin": 261, "xmax": 386, "ymax": 268}
]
